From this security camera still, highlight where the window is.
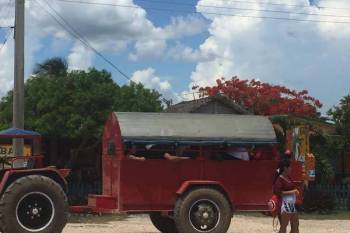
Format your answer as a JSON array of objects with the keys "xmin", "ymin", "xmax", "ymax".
[{"xmin": 107, "ymin": 142, "xmax": 116, "ymax": 156}]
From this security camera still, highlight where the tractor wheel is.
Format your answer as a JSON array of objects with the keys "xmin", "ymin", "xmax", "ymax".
[
  {"xmin": 0, "ymin": 175, "xmax": 68, "ymax": 233},
  {"xmin": 174, "ymin": 188, "xmax": 232, "ymax": 233},
  {"xmin": 149, "ymin": 212, "xmax": 178, "ymax": 233}
]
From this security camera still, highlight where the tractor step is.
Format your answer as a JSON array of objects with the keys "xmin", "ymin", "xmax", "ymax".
[{"xmin": 70, "ymin": 195, "xmax": 119, "ymax": 214}]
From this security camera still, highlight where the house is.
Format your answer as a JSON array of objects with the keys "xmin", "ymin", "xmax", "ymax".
[{"xmin": 165, "ymin": 94, "xmax": 250, "ymax": 115}]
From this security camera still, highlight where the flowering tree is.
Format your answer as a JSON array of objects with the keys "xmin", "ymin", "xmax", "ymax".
[{"xmin": 198, "ymin": 77, "xmax": 322, "ymax": 117}]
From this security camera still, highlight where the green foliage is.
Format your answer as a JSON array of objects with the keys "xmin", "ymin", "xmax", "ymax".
[
  {"xmin": 302, "ymin": 188, "xmax": 335, "ymax": 214},
  {"xmin": 311, "ymin": 135, "xmax": 341, "ymax": 184},
  {"xmin": 328, "ymin": 95, "xmax": 350, "ymax": 149},
  {"xmin": 33, "ymin": 57, "xmax": 68, "ymax": 77},
  {"xmin": 0, "ymin": 91, "xmax": 13, "ymax": 130},
  {"xmin": 0, "ymin": 58, "xmax": 163, "ymax": 141},
  {"xmin": 115, "ymin": 82, "xmax": 163, "ymax": 112}
]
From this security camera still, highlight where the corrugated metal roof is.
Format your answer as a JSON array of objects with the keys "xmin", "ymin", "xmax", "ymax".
[
  {"xmin": 164, "ymin": 94, "xmax": 250, "ymax": 114},
  {"xmin": 114, "ymin": 112, "xmax": 276, "ymax": 144}
]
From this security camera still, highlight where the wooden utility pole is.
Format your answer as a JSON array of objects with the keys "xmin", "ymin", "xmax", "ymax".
[{"xmin": 13, "ymin": 0, "xmax": 25, "ymax": 156}]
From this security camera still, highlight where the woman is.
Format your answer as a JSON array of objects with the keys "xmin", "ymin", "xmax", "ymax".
[{"xmin": 274, "ymin": 159, "xmax": 300, "ymax": 233}]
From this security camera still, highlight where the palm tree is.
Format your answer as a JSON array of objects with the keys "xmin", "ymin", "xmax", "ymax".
[{"xmin": 33, "ymin": 57, "xmax": 68, "ymax": 77}]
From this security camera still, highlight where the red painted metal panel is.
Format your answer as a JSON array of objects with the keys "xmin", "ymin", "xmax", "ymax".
[
  {"xmin": 0, "ymin": 167, "xmax": 68, "ymax": 194},
  {"xmin": 203, "ymin": 160, "xmax": 278, "ymax": 209},
  {"xmin": 119, "ymin": 159, "xmax": 202, "ymax": 211},
  {"xmin": 176, "ymin": 180, "xmax": 224, "ymax": 195}
]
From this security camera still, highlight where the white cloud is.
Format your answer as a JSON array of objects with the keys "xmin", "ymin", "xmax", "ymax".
[
  {"xmin": 0, "ymin": 36, "xmax": 14, "ymax": 97},
  {"xmin": 129, "ymin": 39, "xmax": 166, "ymax": 61},
  {"xmin": 68, "ymin": 43, "xmax": 94, "ymax": 70},
  {"xmin": 128, "ymin": 15, "xmax": 208, "ymax": 61},
  {"xmin": 167, "ymin": 43, "xmax": 208, "ymax": 62},
  {"xmin": 190, "ymin": 0, "xmax": 350, "ymax": 112},
  {"xmin": 0, "ymin": 0, "xmax": 207, "ymax": 96},
  {"xmin": 158, "ymin": 15, "xmax": 208, "ymax": 40},
  {"xmin": 131, "ymin": 68, "xmax": 180, "ymax": 102}
]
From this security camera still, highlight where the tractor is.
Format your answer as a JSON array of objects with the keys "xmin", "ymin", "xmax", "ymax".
[{"xmin": 0, "ymin": 128, "xmax": 69, "ymax": 233}]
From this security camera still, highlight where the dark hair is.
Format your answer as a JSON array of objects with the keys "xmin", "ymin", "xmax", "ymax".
[{"xmin": 274, "ymin": 159, "xmax": 291, "ymax": 184}]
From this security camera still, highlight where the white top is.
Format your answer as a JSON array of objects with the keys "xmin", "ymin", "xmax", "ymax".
[
  {"xmin": 282, "ymin": 193, "xmax": 296, "ymax": 204},
  {"xmin": 226, "ymin": 147, "xmax": 250, "ymax": 160}
]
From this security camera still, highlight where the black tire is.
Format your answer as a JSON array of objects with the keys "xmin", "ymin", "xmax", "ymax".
[
  {"xmin": 0, "ymin": 175, "xmax": 68, "ymax": 233},
  {"xmin": 174, "ymin": 188, "xmax": 232, "ymax": 233},
  {"xmin": 150, "ymin": 212, "xmax": 178, "ymax": 233}
]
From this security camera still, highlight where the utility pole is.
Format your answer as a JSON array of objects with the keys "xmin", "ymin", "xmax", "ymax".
[{"xmin": 13, "ymin": 0, "xmax": 25, "ymax": 156}]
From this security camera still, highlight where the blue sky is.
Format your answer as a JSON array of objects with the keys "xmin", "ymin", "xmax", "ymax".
[{"xmin": 1, "ymin": 0, "xmax": 350, "ymax": 114}]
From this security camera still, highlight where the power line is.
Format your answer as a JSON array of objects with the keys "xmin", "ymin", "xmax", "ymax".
[
  {"xmin": 35, "ymin": 0, "xmax": 132, "ymax": 82},
  {"xmin": 53, "ymin": 0, "xmax": 350, "ymax": 24},
  {"xmin": 197, "ymin": 0, "xmax": 350, "ymax": 11},
  {"xmin": 55, "ymin": 0, "xmax": 350, "ymax": 12},
  {"xmin": 0, "ymin": 28, "xmax": 13, "ymax": 54},
  {"xmin": 108, "ymin": 0, "xmax": 350, "ymax": 18}
]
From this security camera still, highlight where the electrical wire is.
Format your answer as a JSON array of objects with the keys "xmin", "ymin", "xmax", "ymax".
[
  {"xmin": 35, "ymin": 0, "xmax": 133, "ymax": 82},
  {"xmin": 191, "ymin": 0, "xmax": 350, "ymax": 11},
  {"xmin": 53, "ymin": 0, "xmax": 350, "ymax": 24},
  {"xmin": 95, "ymin": 0, "xmax": 350, "ymax": 18},
  {"xmin": 0, "ymin": 28, "xmax": 13, "ymax": 54}
]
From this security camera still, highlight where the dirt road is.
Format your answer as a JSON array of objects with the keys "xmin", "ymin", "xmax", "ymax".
[{"xmin": 63, "ymin": 213, "xmax": 350, "ymax": 233}]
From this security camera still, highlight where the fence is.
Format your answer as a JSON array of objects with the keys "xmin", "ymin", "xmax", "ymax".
[
  {"xmin": 67, "ymin": 180, "xmax": 102, "ymax": 205},
  {"xmin": 66, "ymin": 181, "xmax": 350, "ymax": 210},
  {"xmin": 308, "ymin": 184, "xmax": 350, "ymax": 210}
]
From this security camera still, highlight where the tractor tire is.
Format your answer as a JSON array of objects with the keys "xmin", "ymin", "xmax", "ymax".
[
  {"xmin": 149, "ymin": 212, "xmax": 178, "ymax": 233},
  {"xmin": 174, "ymin": 188, "xmax": 232, "ymax": 233},
  {"xmin": 0, "ymin": 175, "xmax": 68, "ymax": 233}
]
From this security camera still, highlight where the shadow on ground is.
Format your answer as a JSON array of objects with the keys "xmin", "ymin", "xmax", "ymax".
[{"xmin": 68, "ymin": 213, "xmax": 130, "ymax": 224}]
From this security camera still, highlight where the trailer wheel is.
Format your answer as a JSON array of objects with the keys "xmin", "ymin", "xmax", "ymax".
[
  {"xmin": 149, "ymin": 212, "xmax": 178, "ymax": 233},
  {"xmin": 0, "ymin": 175, "xmax": 68, "ymax": 233},
  {"xmin": 174, "ymin": 188, "xmax": 232, "ymax": 233}
]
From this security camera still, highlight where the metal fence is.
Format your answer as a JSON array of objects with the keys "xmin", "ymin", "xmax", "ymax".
[
  {"xmin": 66, "ymin": 181, "xmax": 350, "ymax": 210},
  {"xmin": 67, "ymin": 180, "xmax": 102, "ymax": 205},
  {"xmin": 308, "ymin": 184, "xmax": 350, "ymax": 210}
]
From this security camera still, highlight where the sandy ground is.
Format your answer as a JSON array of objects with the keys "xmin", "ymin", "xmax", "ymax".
[{"xmin": 63, "ymin": 213, "xmax": 350, "ymax": 233}]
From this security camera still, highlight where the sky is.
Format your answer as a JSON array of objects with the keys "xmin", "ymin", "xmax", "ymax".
[{"xmin": 0, "ymin": 0, "xmax": 350, "ymax": 114}]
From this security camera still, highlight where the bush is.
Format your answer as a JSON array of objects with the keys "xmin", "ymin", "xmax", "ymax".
[{"xmin": 302, "ymin": 189, "xmax": 335, "ymax": 214}]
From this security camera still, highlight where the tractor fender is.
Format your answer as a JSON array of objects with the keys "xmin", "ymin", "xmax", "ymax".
[
  {"xmin": 0, "ymin": 167, "xmax": 69, "ymax": 195},
  {"xmin": 176, "ymin": 180, "xmax": 234, "ymax": 213}
]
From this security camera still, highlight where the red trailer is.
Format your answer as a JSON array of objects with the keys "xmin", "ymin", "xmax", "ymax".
[
  {"xmin": 0, "ymin": 128, "xmax": 70, "ymax": 233},
  {"xmin": 71, "ymin": 112, "xmax": 303, "ymax": 233}
]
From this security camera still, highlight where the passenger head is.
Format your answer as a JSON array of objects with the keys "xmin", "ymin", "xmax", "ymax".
[
  {"xmin": 279, "ymin": 159, "xmax": 291, "ymax": 176},
  {"xmin": 284, "ymin": 149, "xmax": 292, "ymax": 158},
  {"xmin": 126, "ymin": 144, "xmax": 137, "ymax": 154}
]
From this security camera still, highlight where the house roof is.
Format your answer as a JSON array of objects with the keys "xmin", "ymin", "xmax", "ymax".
[
  {"xmin": 114, "ymin": 112, "xmax": 276, "ymax": 145},
  {"xmin": 165, "ymin": 94, "xmax": 250, "ymax": 114}
]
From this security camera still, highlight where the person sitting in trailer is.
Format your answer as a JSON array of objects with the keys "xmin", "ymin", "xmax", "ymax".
[
  {"xmin": 163, "ymin": 145, "xmax": 193, "ymax": 161},
  {"xmin": 224, "ymin": 146, "xmax": 250, "ymax": 160},
  {"xmin": 125, "ymin": 144, "xmax": 146, "ymax": 161}
]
